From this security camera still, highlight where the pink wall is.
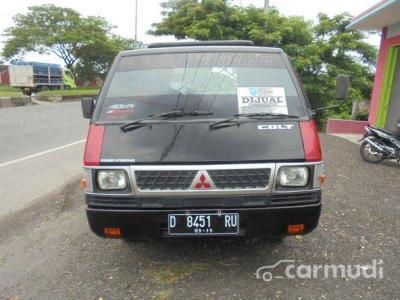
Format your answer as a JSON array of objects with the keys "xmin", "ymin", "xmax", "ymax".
[
  {"xmin": 327, "ymin": 28, "xmax": 400, "ymax": 135},
  {"xmin": 369, "ymin": 28, "xmax": 400, "ymax": 125},
  {"xmin": 327, "ymin": 119, "xmax": 368, "ymax": 134}
]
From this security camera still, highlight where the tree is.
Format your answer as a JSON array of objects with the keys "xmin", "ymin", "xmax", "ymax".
[
  {"xmin": 1, "ymin": 4, "xmax": 133, "ymax": 70},
  {"xmin": 149, "ymin": 1, "xmax": 313, "ymax": 46},
  {"xmin": 294, "ymin": 13, "xmax": 377, "ymax": 112},
  {"xmin": 75, "ymin": 37, "xmax": 143, "ymax": 81},
  {"xmin": 150, "ymin": 0, "xmax": 377, "ymax": 120}
]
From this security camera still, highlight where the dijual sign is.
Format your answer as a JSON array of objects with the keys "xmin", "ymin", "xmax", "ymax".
[{"xmin": 237, "ymin": 87, "xmax": 288, "ymax": 115}]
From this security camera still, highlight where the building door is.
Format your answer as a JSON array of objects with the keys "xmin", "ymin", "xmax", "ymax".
[{"xmin": 385, "ymin": 47, "xmax": 400, "ymax": 133}]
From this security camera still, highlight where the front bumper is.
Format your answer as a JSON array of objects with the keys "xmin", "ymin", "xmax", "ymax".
[{"xmin": 86, "ymin": 191, "xmax": 322, "ymax": 239}]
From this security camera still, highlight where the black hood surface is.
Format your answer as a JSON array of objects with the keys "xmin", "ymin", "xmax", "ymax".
[{"xmin": 100, "ymin": 121, "xmax": 305, "ymax": 164}]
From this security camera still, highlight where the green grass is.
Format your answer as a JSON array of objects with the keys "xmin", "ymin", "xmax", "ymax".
[
  {"xmin": 0, "ymin": 84, "xmax": 100, "ymax": 97},
  {"xmin": 37, "ymin": 87, "xmax": 100, "ymax": 96},
  {"xmin": 0, "ymin": 84, "xmax": 23, "ymax": 97}
]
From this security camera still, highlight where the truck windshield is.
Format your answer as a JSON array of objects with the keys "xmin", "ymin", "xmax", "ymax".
[{"xmin": 99, "ymin": 52, "xmax": 307, "ymax": 121}]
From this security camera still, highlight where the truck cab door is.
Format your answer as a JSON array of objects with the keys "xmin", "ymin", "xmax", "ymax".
[{"xmin": 62, "ymin": 69, "xmax": 76, "ymax": 88}]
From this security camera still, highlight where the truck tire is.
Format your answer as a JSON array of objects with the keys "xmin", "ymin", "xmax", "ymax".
[
  {"xmin": 359, "ymin": 140, "xmax": 385, "ymax": 163},
  {"xmin": 20, "ymin": 88, "xmax": 32, "ymax": 96}
]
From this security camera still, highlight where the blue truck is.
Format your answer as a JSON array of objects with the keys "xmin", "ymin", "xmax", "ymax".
[{"xmin": 9, "ymin": 61, "xmax": 76, "ymax": 95}]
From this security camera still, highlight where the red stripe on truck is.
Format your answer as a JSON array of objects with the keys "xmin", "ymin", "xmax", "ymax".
[
  {"xmin": 299, "ymin": 120, "xmax": 322, "ymax": 162},
  {"xmin": 83, "ymin": 124, "xmax": 105, "ymax": 166}
]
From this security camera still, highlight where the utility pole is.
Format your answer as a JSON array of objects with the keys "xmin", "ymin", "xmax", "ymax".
[
  {"xmin": 263, "ymin": 0, "xmax": 269, "ymax": 11},
  {"xmin": 134, "ymin": 0, "xmax": 138, "ymax": 41}
]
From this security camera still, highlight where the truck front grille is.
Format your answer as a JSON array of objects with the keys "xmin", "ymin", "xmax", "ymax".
[
  {"xmin": 208, "ymin": 169, "xmax": 270, "ymax": 189},
  {"xmin": 134, "ymin": 168, "xmax": 270, "ymax": 191},
  {"xmin": 135, "ymin": 170, "xmax": 196, "ymax": 190}
]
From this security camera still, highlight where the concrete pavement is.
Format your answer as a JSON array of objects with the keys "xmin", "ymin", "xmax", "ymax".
[
  {"xmin": 330, "ymin": 133, "xmax": 363, "ymax": 145},
  {"xmin": 0, "ymin": 102, "xmax": 88, "ymax": 217}
]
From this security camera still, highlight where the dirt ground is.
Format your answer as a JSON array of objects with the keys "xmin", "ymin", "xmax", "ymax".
[{"xmin": 1, "ymin": 134, "xmax": 399, "ymax": 299}]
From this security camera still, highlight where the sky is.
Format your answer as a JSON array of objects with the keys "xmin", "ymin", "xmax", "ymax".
[{"xmin": 0, "ymin": 0, "xmax": 381, "ymax": 66}]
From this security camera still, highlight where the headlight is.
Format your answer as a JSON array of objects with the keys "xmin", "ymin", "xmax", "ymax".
[
  {"xmin": 97, "ymin": 170, "xmax": 127, "ymax": 190},
  {"xmin": 278, "ymin": 167, "xmax": 309, "ymax": 187}
]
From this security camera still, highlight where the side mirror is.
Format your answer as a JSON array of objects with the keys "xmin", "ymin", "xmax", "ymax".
[
  {"xmin": 336, "ymin": 74, "xmax": 350, "ymax": 101},
  {"xmin": 81, "ymin": 98, "xmax": 95, "ymax": 119},
  {"xmin": 397, "ymin": 118, "xmax": 400, "ymax": 129}
]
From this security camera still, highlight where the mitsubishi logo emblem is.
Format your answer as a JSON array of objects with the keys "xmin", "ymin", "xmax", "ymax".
[
  {"xmin": 195, "ymin": 174, "xmax": 211, "ymax": 189},
  {"xmin": 190, "ymin": 171, "xmax": 216, "ymax": 190}
]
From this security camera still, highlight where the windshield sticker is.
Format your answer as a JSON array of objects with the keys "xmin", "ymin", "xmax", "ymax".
[
  {"xmin": 105, "ymin": 104, "xmax": 135, "ymax": 120},
  {"xmin": 237, "ymin": 87, "xmax": 288, "ymax": 115},
  {"xmin": 258, "ymin": 124, "xmax": 294, "ymax": 130}
]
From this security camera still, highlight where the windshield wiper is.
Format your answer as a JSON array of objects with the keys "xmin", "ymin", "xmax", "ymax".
[
  {"xmin": 120, "ymin": 110, "xmax": 213, "ymax": 132},
  {"xmin": 209, "ymin": 118, "xmax": 241, "ymax": 130},
  {"xmin": 209, "ymin": 113, "xmax": 300, "ymax": 130},
  {"xmin": 185, "ymin": 110, "xmax": 214, "ymax": 116}
]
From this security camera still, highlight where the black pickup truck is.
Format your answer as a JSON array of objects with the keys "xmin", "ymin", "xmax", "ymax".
[{"xmin": 80, "ymin": 40, "xmax": 347, "ymax": 240}]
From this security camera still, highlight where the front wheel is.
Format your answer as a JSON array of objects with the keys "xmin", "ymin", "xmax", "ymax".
[
  {"xmin": 21, "ymin": 88, "xmax": 32, "ymax": 96},
  {"xmin": 360, "ymin": 140, "xmax": 384, "ymax": 163}
]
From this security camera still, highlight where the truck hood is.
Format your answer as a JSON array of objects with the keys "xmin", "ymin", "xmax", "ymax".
[{"xmin": 99, "ymin": 121, "xmax": 306, "ymax": 164}]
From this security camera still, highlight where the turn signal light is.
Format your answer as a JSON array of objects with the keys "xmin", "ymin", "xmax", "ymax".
[
  {"xmin": 319, "ymin": 174, "xmax": 327, "ymax": 185},
  {"xmin": 104, "ymin": 227, "xmax": 121, "ymax": 237},
  {"xmin": 288, "ymin": 224, "xmax": 305, "ymax": 234},
  {"xmin": 80, "ymin": 178, "xmax": 87, "ymax": 189}
]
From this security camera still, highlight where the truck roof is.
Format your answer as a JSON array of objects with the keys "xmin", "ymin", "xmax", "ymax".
[
  {"xmin": 119, "ymin": 40, "xmax": 284, "ymax": 57},
  {"xmin": 147, "ymin": 40, "xmax": 254, "ymax": 48},
  {"xmin": 13, "ymin": 61, "xmax": 61, "ymax": 68}
]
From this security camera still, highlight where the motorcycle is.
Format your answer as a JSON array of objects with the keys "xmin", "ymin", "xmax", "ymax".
[{"xmin": 359, "ymin": 119, "xmax": 400, "ymax": 164}]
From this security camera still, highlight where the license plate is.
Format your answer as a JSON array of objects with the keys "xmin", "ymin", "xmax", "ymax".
[{"xmin": 168, "ymin": 213, "xmax": 239, "ymax": 235}]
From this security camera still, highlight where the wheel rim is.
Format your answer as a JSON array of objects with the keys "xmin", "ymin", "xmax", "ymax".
[{"xmin": 363, "ymin": 143, "xmax": 383, "ymax": 162}]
